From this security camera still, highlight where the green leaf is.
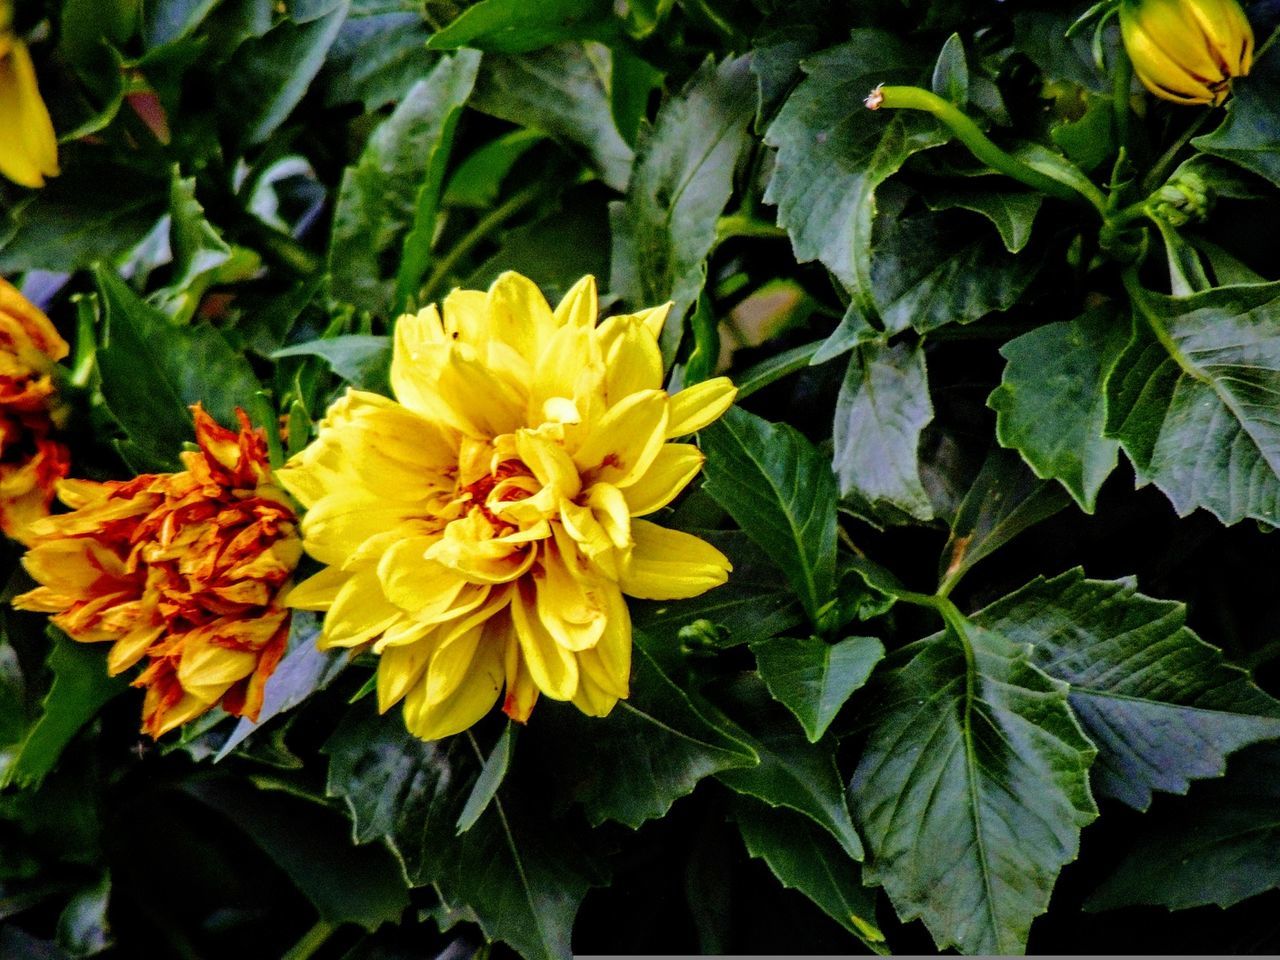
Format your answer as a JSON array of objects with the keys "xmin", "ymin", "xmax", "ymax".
[
  {"xmin": 55, "ymin": 874, "xmax": 112, "ymax": 956},
  {"xmin": 466, "ymin": 189, "xmax": 610, "ymax": 302},
  {"xmin": 149, "ymin": 169, "xmax": 236, "ymax": 322},
  {"xmin": 631, "ymin": 531, "xmax": 805, "ymax": 648},
  {"xmin": 731, "ymin": 796, "xmax": 884, "ymax": 948},
  {"xmin": 938, "ymin": 448, "xmax": 1070, "ymax": 592},
  {"xmin": 273, "ymin": 335, "xmax": 392, "ymax": 393},
  {"xmin": 323, "ymin": 2, "xmax": 438, "ymax": 110},
  {"xmin": 1106, "ymin": 280, "xmax": 1280, "ymax": 526},
  {"xmin": 973, "ymin": 568, "xmax": 1280, "ymax": 810},
  {"xmin": 426, "ymin": 0, "xmax": 615, "ymax": 52},
  {"xmin": 471, "ymin": 44, "xmax": 633, "ymax": 192},
  {"xmin": 538, "ymin": 634, "xmax": 756, "ymax": 828},
  {"xmin": 218, "ymin": 1, "xmax": 351, "ymax": 148},
  {"xmin": 443, "ymin": 129, "xmax": 544, "ymax": 208},
  {"xmin": 868, "ymin": 210, "xmax": 1038, "ymax": 335},
  {"xmin": 764, "ymin": 31, "xmax": 946, "ymax": 318},
  {"xmin": 3, "ymin": 631, "xmax": 128, "ymax": 791},
  {"xmin": 712, "ymin": 675, "xmax": 864, "ymax": 861},
  {"xmin": 329, "ymin": 51, "xmax": 480, "ymax": 316},
  {"xmin": 1013, "ymin": 10, "xmax": 1111, "ymax": 92},
  {"xmin": 851, "ymin": 613, "xmax": 1097, "ymax": 954},
  {"xmin": 95, "ymin": 266, "xmax": 262, "ymax": 469},
  {"xmin": 990, "ymin": 307, "xmax": 1126, "ymax": 512},
  {"xmin": 183, "ymin": 776, "xmax": 409, "ymax": 931},
  {"xmin": 750, "ymin": 634, "xmax": 883, "ymax": 743},
  {"xmin": 931, "ymin": 33, "xmax": 968, "ymax": 105},
  {"xmin": 214, "ymin": 613, "xmax": 348, "ymax": 762},
  {"xmin": 0, "ymin": 162, "xmax": 166, "ymax": 273},
  {"xmin": 609, "ymin": 55, "xmax": 755, "ymax": 362},
  {"xmin": 922, "ymin": 186, "xmax": 1042, "ymax": 254},
  {"xmin": 142, "ymin": 0, "xmax": 219, "ymax": 47},
  {"xmin": 456, "ymin": 724, "xmax": 513, "ymax": 834},
  {"xmin": 1193, "ymin": 51, "xmax": 1280, "ymax": 189},
  {"xmin": 700, "ymin": 407, "xmax": 838, "ymax": 626},
  {"xmin": 834, "ymin": 339, "xmax": 934, "ymax": 524},
  {"xmin": 325, "ymin": 703, "xmax": 601, "ymax": 960},
  {"xmin": 1087, "ymin": 743, "xmax": 1280, "ymax": 911},
  {"xmin": 610, "ymin": 48, "xmax": 664, "ymax": 149}
]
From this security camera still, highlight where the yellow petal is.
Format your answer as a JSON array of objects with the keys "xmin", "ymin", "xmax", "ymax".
[
  {"xmin": 0, "ymin": 40, "xmax": 58, "ymax": 189},
  {"xmin": 553, "ymin": 275, "xmax": 598, "ymax": 328},
  {"xmin": 666, "ymin": 377, "xmax": 737, "ymax": 438},
  {"xmin": 502, "ymin": 628, "xmax": 539, "ymax": 721},
  {"xmin": 376, "ymin": 538, "xmax": 470, "ymax": 619},
  {"xmin": 106, "ymin": 622, "xmax": 164, "ymax": 675},
  {"xmin": 535, "ymin": 541, "xmax": 607, "ymax": 652},
  {"xmin": 573, "ymin": 389, "xmax": 668, "ymax": 486},
  {"xmin": 403, "ymin": 623, "xmax": 504, "ymax": 740},
  {"xmin": 285, "ymin": 565, "xmax": 350, "ymax": 611},
  {"xmin": 487, "ymin": 271, "xmax": 558, "ymax": 364},
  {"xmin": 597, "ymin": 313, "xmax": 664, "ymax": 403},
  {"xmin": 299, "ymin": 494, "xmax": 426, "ymax": 566},
  {"xmin": 509, "ymin": 584, "xmax": 578, "ymax": 700},
  {"xmin": 576, "ymin": 578, "xmax": 631, "ymax": 697},
  {"xmin": 378, "ymin": 641, "xmax": 431, "ymax": 712},
  {"xmin": 514, "ymin": 428, "xmax": 582, "ymax": 500},
  {"xmin": 619, "ymin": 443, "xmax": 704, "ymax": 516},
  {"xmin": 426, "ymin": 512, "xmax": 541, "ymax": 583},
  {"xmin": 618, "ymin": 520, "xmax": 731, "ymax": 600},
  {"xmin": 321, "ymin": 568, "xmax": 402, "ymax": 648}
]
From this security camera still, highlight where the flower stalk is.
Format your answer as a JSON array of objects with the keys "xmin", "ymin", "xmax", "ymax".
[{"xmin": 866, "ymin": 84, "xmax": 1106, "ymax": 211}]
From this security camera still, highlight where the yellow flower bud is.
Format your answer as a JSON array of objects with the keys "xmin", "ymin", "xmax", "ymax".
[
  {"xmin": 0, "ymin": 1, "xmax": 59, "ymax": 188},
  {"xmin": 1119, "ymin": 0, "xmax": 1255, "ymax": 105}
]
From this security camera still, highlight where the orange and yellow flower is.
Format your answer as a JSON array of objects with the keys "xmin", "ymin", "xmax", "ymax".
[
  {"xmin": 0, "ymin": 278, "xmax": 69, "ymax": 544},
  {"xmin": 0, "ymin": 0, "xmax": 59, "ymax": 188},
  {"xmin": 278, "ymin": 271, "xmax": 737, "ymax": 741},
  {"xmin": 14, "ymin": 407, "xmax": 302, "ymax": 737}
]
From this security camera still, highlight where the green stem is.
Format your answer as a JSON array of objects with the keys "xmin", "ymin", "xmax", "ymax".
[
  {"xmin": 420, "ymin": 185, "xmax": 541, "ymax": 303},
  {"xmin": 734, "ymin": 340, "xmax": 822, "ymax": 400},
  {"xmin": 1121, "ymin": 268, "xmax": 1207, "ymax": 383},
  {"xmin": 868, "ymin": 85, "xmax": 1104, "ymax": 210},
  {"xmin": 1141, "ymin": 111, "xmax": 1212, "ymax": 194},
  {"xmin": 281, "ymin": 920, "xmax": 337, "ymax": 960},
  {"xmin": 1112, "ymin": 43, "xmax": 1132, "ymax": 151},
  {"xmin": 714, "ymin": 213, "xmax": 789, "ymax": 245}
]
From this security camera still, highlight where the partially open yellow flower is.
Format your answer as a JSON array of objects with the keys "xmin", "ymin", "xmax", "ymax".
[
  {"xmin": 1119, "ymin": 0, "xmax": 1254, "ymax": 105},
  {"xmin": 14, "ymin": 407, "xmax": 301, "ymax": 737},
  {"xmin": 0, "ymin": 2, "xmax": 59, "ymax": 188},
  {"xmin": 278, "ymin": 272, "xmax": 736, "ymax": 741}
]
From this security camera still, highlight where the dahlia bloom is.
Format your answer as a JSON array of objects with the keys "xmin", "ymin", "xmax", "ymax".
[
  {"xmin": 278, "ymin": 272, "xmax": 736, "ymax": 741},
  {"xmin": 0, "ymin": 278, "xmax": 69, "ymax": 543},
  {"xmin": 0, "ymin": 0, "xmax": 59, "ymax": 188},
  {"xmin": 14, "ymin": 407, "xmax": 302, "ymax": 737}
]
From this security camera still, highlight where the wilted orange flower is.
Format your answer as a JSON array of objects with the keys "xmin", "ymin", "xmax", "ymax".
[
  {"xmin": 0, "ymin": 277, "xmax": 69, "ymax": 544},
  {"xmin": 14, "ymin": 407, "xmax": 302, "ymax": 737}
]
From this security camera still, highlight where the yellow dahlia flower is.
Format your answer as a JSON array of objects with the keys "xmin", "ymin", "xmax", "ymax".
[
  {"xmin": 0, "ymin": 277, "xmax": 69, "ymax": 543},
  {"xmin": 1119, "ymin": 0, "xmax": 1254, "ymax": 105},
  {"xmin": 0, "ymin": 1, "xmax": 59, "ymax": 188},
  {"xmin": 278, "ymin": 272, "xmax": 736, "ymax": 741},
  {"xmin": 14, "ymin": 407, "xmax": 302, "ymax": 737}
]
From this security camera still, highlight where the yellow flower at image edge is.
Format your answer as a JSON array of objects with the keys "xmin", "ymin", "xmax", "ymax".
[
  {"xmin": 14, "ymin": 407, "xmax": 302, "ymax": 737},
  {"xmin": 1119, "ymin": 0, "xmax": 1254, "ymax": 105},
  {"xmin": 0, "ymin": 2, "xmax": 59, "ymax": 188},
  {"xmin": 0, "ymin": 277, "xmax": 70, "ymax": 543},
  {"xmin": 278, "ymin": 272, "xmax": 737, "ymax": 741}
]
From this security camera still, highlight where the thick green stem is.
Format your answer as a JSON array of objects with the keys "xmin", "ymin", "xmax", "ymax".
[{"xmin": 868, "ymin": 85, "xmax": 1103, "ymax": 209}]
